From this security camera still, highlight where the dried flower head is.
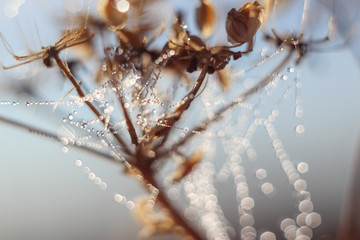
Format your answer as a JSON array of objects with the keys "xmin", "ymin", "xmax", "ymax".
[
  {"xmin": 0, "ymin": 27, "xmax": 93, "ymax": 69},
  {"xmin": 226, "ymin": 1, "xmax": 264, "ymax": 51},
  {"xmin": 196, "ymin": 0, "xmax": 216, "ymax": 38},
  {"xmin": 98, "ymin": 0, "xmax": 128, "ymax": 31}
]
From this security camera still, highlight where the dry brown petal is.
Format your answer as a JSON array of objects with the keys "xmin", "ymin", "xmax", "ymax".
[
  {"xmin": 216, "ymin": 68, "xmax": 230, "ymax": 90},
  {"xmin": 68, "ymin": 29, "xmax": 94, "ymax": 59},
  {"xmin": 196, "ymin": 0, "xmax": 216, "ymax": 38},
  {"xmin": 169, "ymin": 13, "xmax": 189, "ymax": 47},
  {"xmin": 187, "ymin": 35, "xmax": 206, "ymax": 52},
  {"xmin": 226, "ymin": 1, "xmax": 264, "ymax": 47},
  {"xmin": 98, "ymin": 0, "xmax": 128, "ymax": 31},
  {"xmin": 172, "ymin": 151, "xmax": 203, "ymax": 182},
  {"xmin": 133, "ymin": 196, "xmax": 176, "ymax": 238}
]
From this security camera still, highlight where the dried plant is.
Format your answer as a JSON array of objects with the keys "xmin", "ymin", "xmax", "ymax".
[{"xmin": 0, "ymin": 0, "xmax": 359, "ymax": 239}]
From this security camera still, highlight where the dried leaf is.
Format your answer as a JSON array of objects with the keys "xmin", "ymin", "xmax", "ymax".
[
  {"xmin": 133, "ymin": 196, "xmax": 179, "ymax": 238},
  {"xmin": 216, "ymin": 68, "xmax": 230, "ymax": 90},
  {"xmin": 196, "ymin": 0, "xmax": 216, "ymax": 38}
]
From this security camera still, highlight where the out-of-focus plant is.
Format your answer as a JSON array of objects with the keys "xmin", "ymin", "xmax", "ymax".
[{"xmin": 0, "ymin": 0, "xmax": 359, "ymax": 239}]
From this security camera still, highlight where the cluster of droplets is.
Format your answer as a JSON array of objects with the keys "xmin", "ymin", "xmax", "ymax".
[
  {"xmin": 293, "ymin": 70, "xmax": 305, "ymax": 136},
  {"xmin": 218, "ymin": 111, "xmax": 260, "ymax": 239},
  {"xmin": 214, "ymin": 103, "xmax": 317, "ymax": 239},
  {"xmin": 264, "ymin": 118, "xmax": 320, "ymax": 239},
  {"xmin": 74, "ymin": 158, "xmax": 137, "ymax": 210},
  {"xmin": 75, "ymin": 159, "xmax": 108, "ymax": 190},
  {"xmin": 154, "ymin": 49, "xmax": 176, "ymax": 65},
  {"xmin": 184, "ymin": 162, "xmax": 235, "ymax": 240},
  {"xmin": 0, "ymin": 100, "xmax": 19, "ymax": 105},
  {"xmin": 175, "ymin": 58, "xmax": 317, "ymax": 240}
]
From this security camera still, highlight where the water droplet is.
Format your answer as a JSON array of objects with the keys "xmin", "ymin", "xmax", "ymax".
[
  {"xmin": 126, "ymin": 201, "xmax": 135, "ymax": 209},
  {"xmin": 241, "ymin": 226, "xmax": 256, "ymax": 240},
  {"xmin": 83, "ymin": 166, "xmax": 90, "ymax": 173},
  {"xmin": 81, "ymin": 122, "xmax": 88, "ymax": 129},
  {"xmin": 280, "ymin": 218, "xmax": 295, "ymax": 232},
  {"xmin": 88, "ymin": 172, "xmax": 96, "ymax": 180},
  {"xmin": 256, "ymin": 169, "xmax": 267, "ymax": 180},
  {"xmin": 297, "ymin": 162, "xmax": 309, "ymax": 174},
  {"xmin": 240, "ymin": 214, "xmax": 254, "ymax": 227},
  {"xmin": 294, "ymin": 179, "xmax": 307, "ymax": 191},
  {"xmin": 295, "ymin": 124, "xmax": 305, "ymax": 135},
  {"xmin": 62, "ymin": 147, "xmax": 68, "ymax": 153},
  {"xmin": 296, "ymin": 213, "xmax": 307, "ymax": 226},
  {"xmin": 75, "ymin": 159, "xmax": 82, "ymax": 167},
  {"xmin": 261, "ymin": 182, "xmax": 275, "ymax": 196},
  {"xmin": 115, "ymin": 47, "xmax": 123, "ymax": 56},
  {"xmin": 99, "ymin": 182, "xmax": 107, "ymax": 190},
  {"xmin": 114, "ymin": 194, "xmax": 123, "ymax": 203},
  {"xmin": 287, "ymin": 67, "xmax": 295, "ymax": 73},
  {"xmin": 305, "ymin": 212, "xmax": 321, "ymax": 228},
  {"xmin": 297, "ymin": 191, "xmax": 311, "ymax": 202},
  {"xmin": 296, "ymin": 226, "xmax": 313, "ymax": 238},
  {"xmin": 94, "ymin": 177, "xmax": 101, "ymax": 184},
  {"xmin": 299, "ymin": 199, "xmax": 313, "ymax": 213},
  {"xmin": 260, "ymin": 231, "xmax": 276, "ymax": 240},
  {"xmin": 241, "ymin": 197, "xmax": 255, "ymax": 210},
  {"xmin": 295, "ymin": 235, "xmax": 311, "ymax": 240}
]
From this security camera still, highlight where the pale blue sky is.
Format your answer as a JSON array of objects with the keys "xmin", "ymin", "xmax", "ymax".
[{"xmin": 0, "ymin": 0, "xmax": 360, "ymax": 239}]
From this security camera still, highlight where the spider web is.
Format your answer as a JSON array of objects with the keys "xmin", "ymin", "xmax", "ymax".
[{"xmin": 0, "ymin": 1, "xmax": 359, "ymax": 240}]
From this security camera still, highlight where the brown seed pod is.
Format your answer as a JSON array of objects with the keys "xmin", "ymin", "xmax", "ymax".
[
  {"xmin": 98, "ymin": 0, "xmax": 128, "ymax": 31},
  {"xmin": 196, "ymin": 0, "xmax": 216, "ymax": 38},
  {"xmin": 226, "ymin": 1, "xmax": 264, "ymax": 50}
]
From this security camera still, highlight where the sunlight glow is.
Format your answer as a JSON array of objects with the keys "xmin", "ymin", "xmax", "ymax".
[{"xmin": 116, "ymin": 0, "xmax": 130, "ymax": 13}]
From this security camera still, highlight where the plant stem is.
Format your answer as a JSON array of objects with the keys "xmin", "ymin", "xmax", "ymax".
[
  {"xmin": 143, "ymin": 172, "xmax": 204, "ymax": 240},
  {"xmin": 158, "ymin": 51, "xmax": 294, "ymax": 158},
  {"xmin": 0, "ymin": 115, "xmax": 116, "ymax": 162},
  {"xmin": 53, "ymin": 54, "xmax": 133, "ymax": 156}
]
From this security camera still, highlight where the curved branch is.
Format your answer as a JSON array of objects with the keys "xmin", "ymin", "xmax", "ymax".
[{"xmin": 157, "ymin": 50, "xmax": 294, "ymax": 158}]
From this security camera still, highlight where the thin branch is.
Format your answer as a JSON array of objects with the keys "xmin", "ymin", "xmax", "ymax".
[
  {"xmin": 53, "ymin": 54, "xmax": 133, "ymax": 156},
  {"xmin": 157, "ymin": 50, "xmax": 294, "ymax": 158},
  {"xmin": 105, "ymin": 57, "xmax": 139, "ymax": 146},
  {"xmin": 152, "ymin": 63, "xmax": 209, "ymax": 150},
  {"xmin": 0, "ymin": 115, "xmax": 116, "ymax": 162},
  {"xmin": 143, "ymin": 172, "xmax": 204, "ymax": 240}
]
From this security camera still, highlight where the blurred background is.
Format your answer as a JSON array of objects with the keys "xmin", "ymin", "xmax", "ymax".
[{"xmin": 0, "ymin": 0, "xmax": 360, "ymax": 239}]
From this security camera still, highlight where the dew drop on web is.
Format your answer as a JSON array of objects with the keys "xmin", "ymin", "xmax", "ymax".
[{"xmin": 295, "ymin": 124, "xmax": 305, "ymax": 135}]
